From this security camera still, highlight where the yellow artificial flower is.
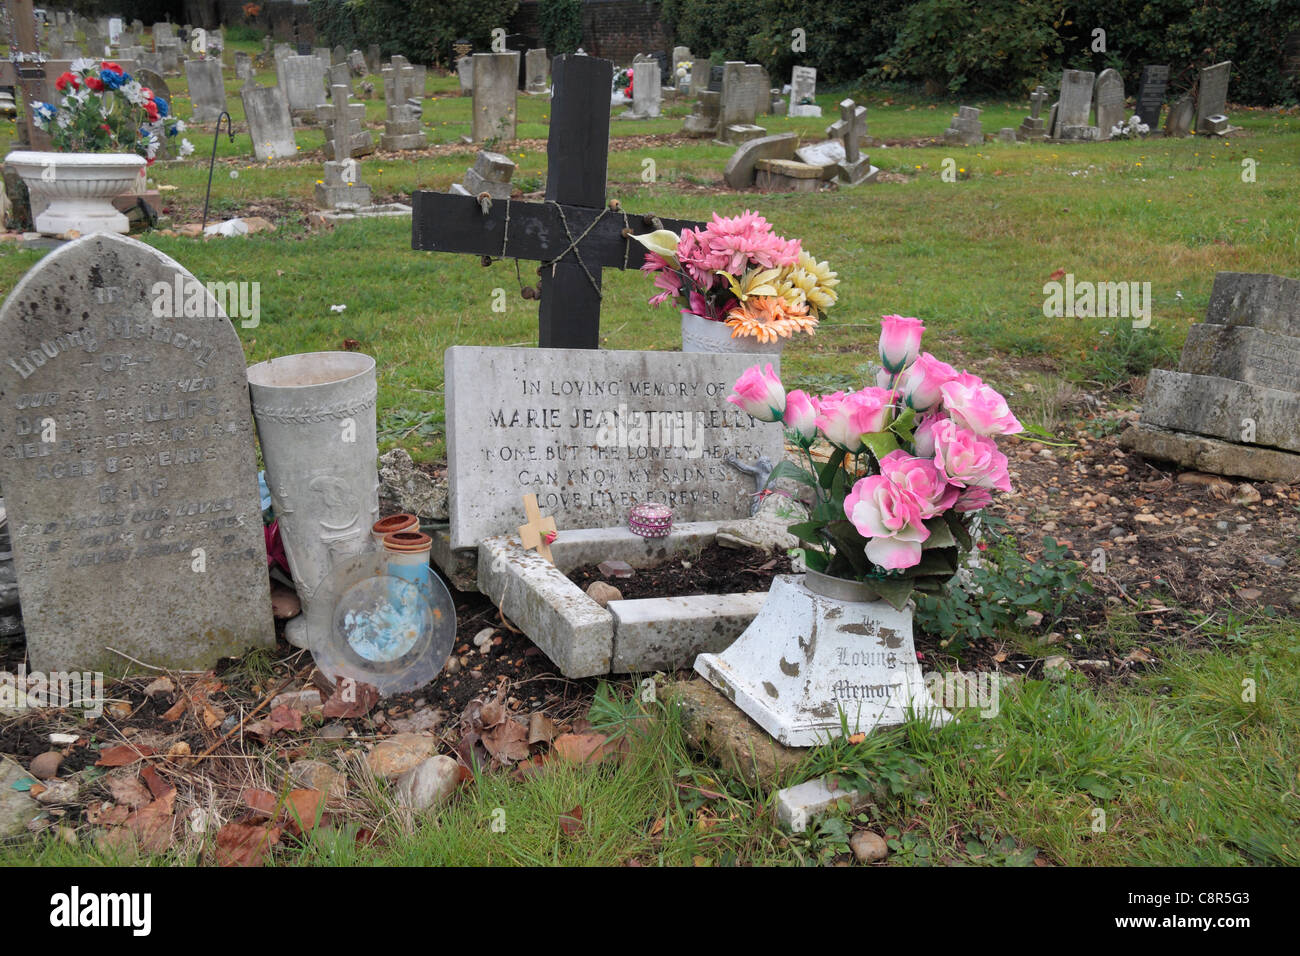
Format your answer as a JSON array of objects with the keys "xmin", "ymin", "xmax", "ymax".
[
  {"xmin": 776, "ymin": 251, "xmax": 839, "ymax": 316},
  {"xmin": 722, "ymin": 266, "xmax": 782, "ymax": 303}
]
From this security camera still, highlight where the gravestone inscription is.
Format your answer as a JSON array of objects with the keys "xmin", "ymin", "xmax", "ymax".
[
  {"xmin": 1135, "ymin": 65, "xmax": 1168, "ymax": 129},
  {"xmin": 0, "ymin": 233, "xmax": 274, "ymax": 673},
  {"xmin": 444, "ymin": 346, "xmax": 786, "ymax": 548}
]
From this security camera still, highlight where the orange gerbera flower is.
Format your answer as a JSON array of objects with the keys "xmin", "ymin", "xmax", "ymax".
[{"xmin": 724, "ymin": 296, "xmax": 818, "ymax": 343}]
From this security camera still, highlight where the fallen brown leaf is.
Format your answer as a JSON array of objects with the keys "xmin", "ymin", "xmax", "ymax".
[
  {"xmin": 140, "ymin": 765, "xmax": 173, "ymax": 800},
  {"xmin": 321, "ymin": 680, "xmax": 380, "ymax": 718},
  {"xmin": 527, "ymin": 712, "xmax": 558, "ymax": 745},
  {"xmin": 95, "ymin": 744, "xmax": 156, "ymax": 767},
  {"xmin": 552, "ymin": 732, "xmax": 626, "ymax": 764},
  {"xmin": 215, "ymin": 821, "xmax": 283, "ymax": 867},
  {"xmin": 558, "ymin": 805, "xmax": 584, "ymax": 837},
  {"xmin": 268, "ymin": 704, "xmax": 303, "ymax": 733},
  {"xmin": 482, "ymin": 717, "xmax": 530, "ymax": 765},
  {"xmin": 105, "ymin": 775, "xmax": 153, "ymax": 809}
]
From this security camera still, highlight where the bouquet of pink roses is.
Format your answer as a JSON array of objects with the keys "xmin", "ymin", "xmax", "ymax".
[
  {"xmin": 726, "ymin": 314, "xmax": 1022, "ymax": 609},
  {"xmin": 634, "ymin": 210, "xmax": 838, "ymax": 343}
]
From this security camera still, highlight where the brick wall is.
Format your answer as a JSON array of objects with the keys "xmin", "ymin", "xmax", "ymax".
[{"xmin": 511, "ymin": 0, "xmax": 672, "ymax": 65}]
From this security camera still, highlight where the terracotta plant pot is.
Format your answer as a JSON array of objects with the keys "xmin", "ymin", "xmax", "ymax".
[{"xmin": 372, "ymin": 513, "xmax": 418, "ymax": 545}]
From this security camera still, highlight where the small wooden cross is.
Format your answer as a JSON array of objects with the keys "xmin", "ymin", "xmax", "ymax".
[
  {"xmin": 517, "ymin": 493, "xmax": 557, "ymax": 563},
  {"xmin": 827, "ymin": 98, "xmax": 867, "ymax": 165},
  {"xmin": 411, "ymin": 53, "xmax": 704, "ymax": 349}
]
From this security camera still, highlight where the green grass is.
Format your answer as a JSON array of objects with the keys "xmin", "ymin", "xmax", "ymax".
[{"xmin": 4, "ymin": 616, "xmax": 1297, "ymax": 866}]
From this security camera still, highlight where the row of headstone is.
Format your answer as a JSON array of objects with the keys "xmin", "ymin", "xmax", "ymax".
[{"xmin": 380, "ymin": 56, "xmax": 427, "ymax": 150}]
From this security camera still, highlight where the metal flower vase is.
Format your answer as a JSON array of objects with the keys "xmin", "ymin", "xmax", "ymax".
[{"xmin": 247, "ymin": 352, "xmax": 380, "ymax": 646}]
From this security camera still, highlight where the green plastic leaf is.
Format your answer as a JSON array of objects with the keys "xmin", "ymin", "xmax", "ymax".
[
  {"xmin": 1017, "ymin": 423, "xmax": 1074, "ymax": 448},
  {"xmin": 825, "ymin": 520, "xmax": 868, "ymax": 576},
  {"xmin": 818, "ymin": 448, "xmax": 846, "ymax": 489},
  {"xmin": 861, "ymin": 431, "xmax": 900, "ymax": 462},
  {"xmin": 889, "ymin": 406, "xmax": 917, "ymax": 444},
  {"xmin": 922, "ymin": 517, "xmax": 956, "ymax": 550},
  {"xmin": 872, "ymin": 576, "xmax": 916, "ymax": 611},
  {"xmin": 943, "ymin": 510, "xmax": 974, "ymax": 551},
  {"xmin": 786, "ymin": 521, "xmax": 825, "ymax": 547},
  {"xmin": 765, "ymin": 459, "xmax": 818, "ymax": 490}
]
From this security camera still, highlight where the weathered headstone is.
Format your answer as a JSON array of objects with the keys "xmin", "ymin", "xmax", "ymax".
[
  {"xmin": 242, "ymin": 84, "xmax": 298, "ymax": 160},
  {"xmin": 443, "ymin": 347, "xmax": 786, "ymax": 549},
  {"xmin": 708, "ymin": 65, "xmax": 724, "ymax": 92},
  {"xmin": 1093, "ymin": 68, "xmax": 1125, "ymax": 140},
  {"xmin": 1196, "ymin": 61, "xmax": 1232, "ymax": 134},
  {"xmin": 456, "ymin": 55, "xmax": 474, "ymax": 96},
  {"xmin": 672, "ymin": 45, "xmax": 692, "ymax": 87},
  {"xmin": 723, "ymin": 132, "xmax": 796, "ymax": 188},
  {"xmin": 1135, "ymin": 65, "xmax": 1169, "ymax": 129},
  {"xmin": 715, "ymin": 62, "xmax": 765, "ymax": 144},
  {"xmin": 348, "ymin": 49, "xmax": 366, "ymax": 76},
  {"xmin": 1165, "ymin": 94, "xmax": 1194, "ymax": 137},
  {"xmin": 319, "ymin": 85, "xmax": 375, "ymax": 158},
  {"xmin": 185, "ymin": 57, "xmax": 227, "ymax": 123},
  {"xmin": 450, "ymin": 150, "xmax": 515, "ymax": 199},
  {"xmin": 1123, "ymin": 272, "xmax": 1300, "ymax": 483},
  {"xmin": 0, "ymin": 233, "xmax": 274, "ymax": 673},
  {"xmin": 471, "ymin": 52, "xmax": 519, "ymax": 142},
  {"xmin": 525, "ymin": 47, "xmax": 549, "ymax": 93},
  {"xmin": 234, "ymin": 50, "xmax": 253, "ymax": 81},
  {"xmin": 787, "ymin": 66, "xmax": 820, "ymax": 117},
  {"xmin": 626, "ymin": 55, "xmax": 661, "ymax": 118},
  {"xmin": 943, "ymin": 105, "xmax": 983, "ymax": 146},
  {"xmin": 1017, "ymin": 85, "xmax": 1049, "ymax": 141},
  {"xmin": 1056, "ymin": 69, "xmax": 1098, "ymax": 140},
  {"xmin": 682, "ymin": 90, "xmax": 720, "ymax": 137},
  {"xmin": 283, "ymin": 54, "xmax": 328, "ymax": 115}
]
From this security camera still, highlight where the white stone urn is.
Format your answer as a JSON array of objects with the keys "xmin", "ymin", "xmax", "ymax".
[
  {"xmin": 681, "ymin": 311, "xmax": 785, "ymax": 355},
  {"xmin": 4, "ymin": 150, "xmax": 145, "ymax": 236}
]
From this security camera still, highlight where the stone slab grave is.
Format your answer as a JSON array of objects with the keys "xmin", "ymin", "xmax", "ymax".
[
  {"xmin": 0, "ymin": 233, "xmax": 274, "ymax": 674},
  {"xmin": 524, "ymin": 47, "xmax": 549, "ymax": 93},
  {"xmin": 472, "ymin": 51, "xmax": 519, "ymax": 142},
  {"xmin": 1093, "ymin": 68, "xmax": 1125, "ymax": 140},
  {"xmin": 444, "ymin": 346, "xmax": 787, "ymax": 677},
  {"xmin": 1196, "ymin": 61, "xmax": 1236, "ymax": 135},
  {"xmin": 412, "ymin": 54, "xmax": 704, "ymax": 351},
  {"xmin": 1017, "ymin": 85, "xmax": 1049, "ymax": 141},
  {"xmin": 787, "ymin": 65, "xmax": 820, "ymax": 117},
  {"xmin": 449, "ymin": 149, "xmax": 516, "ymax": 199},
  {"xmin": 723, "ymin": 132, "xmax": 796, "ymax": 189},
  {"xmin": 944, "ymin": 105, "xmax": 983, "ymax": 145},
  {"xmin": 185, "ymin": 57, "xmax": 227, "ymax": 123},
  {"xmin": 1122, "ymin": 272, "xmax": 1300, "ymax": 483},
  {"xmin": 1135, "ymin": 65, "xmax": 1168, "ymax": 129},
  {"xmin": 242, "ymin": 84, "xmax": 298, "ymax": 160},
  {"xmin": 714, "ymin": 62, "xmax": 766, "ymax": 145},
  {"xmin": 1055, "ymin": 69, "xmax": 1099, "ymax": 140},
  {"xmin": 755, "ymin": 158, "xmax": 822, "ymax": 193}
]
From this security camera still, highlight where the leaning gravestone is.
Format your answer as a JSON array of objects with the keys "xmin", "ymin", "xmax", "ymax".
[
  {"xmin": 1135, "ymin": 64, "xmax": 1168, "ymax": 129},
  {"xmin": 1196, "ymin": 61, "xmax": 1233, "ymax": 134},
  {"xmin": 471, "ymin": 52, "xmax": 519, "ymax": 142},
  {"xmin": 1093, "ymin": 68, "xmax": 1125, "ymax": 140},
  {"xmin": 185, "ymin": 57, "xmax": 227, "ymax": 123},
  {"xmin": 0, "ymin": 234, "xmax": 274, "ymax": 673},
  {"xmin": 443, "ymin": 346, "xmax": 785, "ymax": 550},
  {"xmin": 1056, "ymin": 69, "xmax": 1098, "ymax": 140},
  {"xmin": 1165, "ymin": 94, "xmax": 1194, "ymax": 137},
  {"xmin": 242, "ymin": 83, "xmax": 298, "ymax": 160},
  {"xmin": 1122, "ymin": 272, "xmax": 1300, "ymax": 483}
]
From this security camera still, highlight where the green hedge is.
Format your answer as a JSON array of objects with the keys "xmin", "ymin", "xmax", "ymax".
[
  {"xmin": 539, "ymin": 0, "xmax": 584, "ymax": 55},
  {"xmin": 661, "ymin": 0, "xmax": 1300, "ymax": 104},
  {"xmin": 308, "ymin": 0, "xmax": 520, "ymax": 65}
]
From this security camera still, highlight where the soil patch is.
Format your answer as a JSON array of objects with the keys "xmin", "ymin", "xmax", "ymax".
[{"xmin": 568, "ymin": 542, "xmax": 793, "ymax": 601}]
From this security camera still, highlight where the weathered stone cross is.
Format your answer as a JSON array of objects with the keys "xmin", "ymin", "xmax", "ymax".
[
  {"xmin": 827, "ymin": 98, "xmax": 867, "ymax": 164},
  {"xmin": 411, "ymin": 53, "xmax": 703, "ymax": 349},
  {"xmin": 1030, "ymin": 85, "xmax": 1048, "ymax": 119}
]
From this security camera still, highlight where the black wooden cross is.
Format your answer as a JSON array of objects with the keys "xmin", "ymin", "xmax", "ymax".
[{"xmin": 411, "ymin": 54, "xmax": 704, "ymax": 349}]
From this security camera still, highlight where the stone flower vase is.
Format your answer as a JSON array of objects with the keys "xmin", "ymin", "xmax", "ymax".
[
  {"xmin": 694, "ymin": 572, "xmax": 949, "ymax": 746},
  {"xmin": 247, "ymin": 351, "xmax": 380, "ymax": 647},
  {"xmin": 5, "ymin": 151, "xmax": 145, "ymax": 236},
  {"xmin": 680, "ymin": 311, "xmax": 785, "ymax": 355}
]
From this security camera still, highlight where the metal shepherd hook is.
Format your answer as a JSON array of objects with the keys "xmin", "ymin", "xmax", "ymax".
[{"xmin": 201, "ymin": 111, "xmax": 235, "ymax": 233}]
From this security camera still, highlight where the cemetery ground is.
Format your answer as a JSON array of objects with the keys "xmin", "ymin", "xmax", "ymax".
[{"xmin": 2, "ymin": 44, "xmax": 1299, "ymax": 866}]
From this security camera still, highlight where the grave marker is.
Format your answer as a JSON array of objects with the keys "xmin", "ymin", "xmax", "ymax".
[
  {"xmin": 524, "ymin": 47, "xmax": 549, "ymax": 93},
  {"xmin": 1093, "ymin": 68, "xmax": 1125, "ymax": 140},
  {"xmin": 412, "ymin": 54, "xmax": 703, "ymax": 349},
  {"xmin": 185, "ymin": 57, "xmax": 227, "ymax": 123},
  {"xmin": 1056, "ymin": 69, "xmax": 1098, "ymax": 140},
  {"xmin": 1135, "ymin": 64, "xmax": 1168, "ymax": 129},
  {"xmin": 827, "ymin": 99, "xmax": 877, "ymax": 184},
  {"xmin": 471, "ymin": 51, "xmax": 519, "ymax": 142},
  {"xmin": 241, "ymin": 83, "xmax": 297, "ymax": 160},
  {"xmin": 0, "ymin": 233, "xmax": 274, "ymax": 673},
  {"xmin": 1196, "ymin": 61, "xmax": 1233, "ymax": 134},
  {"xmin": 1017, "ymin": 85, "xmax": 1048, "ymax": 140},
  {"xmin": 787, "ymin": 66, "xmax": 820, "ymax": 117}
]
